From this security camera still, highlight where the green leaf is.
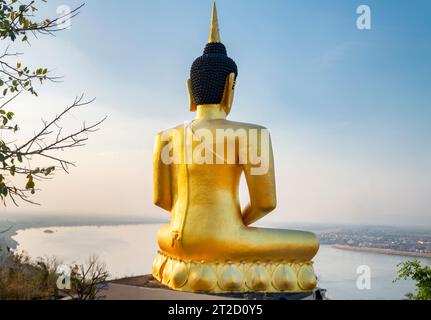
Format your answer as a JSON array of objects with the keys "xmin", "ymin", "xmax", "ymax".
[
  {"xmin": 26, "ymin": 175, "xmax": 35, "ymax": 190},
  {"xmin": 1, "ymin": 186, "xmax": 7, "ymax": 197}
]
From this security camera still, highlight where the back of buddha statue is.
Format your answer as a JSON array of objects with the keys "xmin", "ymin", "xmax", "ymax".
[
  {"xmin": 152, "ymin": 3, "xmax": 319, "ymax": 293},
  {"xmin": 154, "ymin": 118, "xmax": 276, "ymax": 242}
]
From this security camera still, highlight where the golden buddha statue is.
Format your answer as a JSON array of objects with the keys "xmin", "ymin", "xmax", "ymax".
[{"xmin": 152, "ymin": 2, "xmax": 319, "ymax": 294}]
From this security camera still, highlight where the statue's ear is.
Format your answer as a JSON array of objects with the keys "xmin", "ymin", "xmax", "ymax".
[
  {"xmin": 187, "ymin": 79, "xmax": 197, "ymax": 112},
  {"xmin": 221, "ymin": 73, "xmax": 236, "ymax": 116}
]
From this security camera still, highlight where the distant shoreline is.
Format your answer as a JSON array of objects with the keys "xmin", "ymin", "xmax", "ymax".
[
  {"xmin": 333, "ymin": 244, "xmax": 431, "ymax": 258},
  {"xmin": 0, "ymin": 215, "xmax": 168, "ymax": 252}
]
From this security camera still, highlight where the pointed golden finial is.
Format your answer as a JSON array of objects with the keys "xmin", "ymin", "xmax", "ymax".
[{"xmin": 208, "ymin": 1, "xmax": 221, "ymax": 43}]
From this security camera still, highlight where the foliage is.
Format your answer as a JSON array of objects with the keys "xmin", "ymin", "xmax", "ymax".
[
  {"xmin": 395, "ymin": 260, "xmax": 431, "ymax": 300},
  {"xmin": 0, "ymin": 248, "xmax": 109, "ymax": 300},
  {"xmin": 62, "ymin": 255, "xmax": 110, "ymax": 300},
  {"xmin": 0, "ymin": 0, "xmax": 81, "ymax": 42},
  {"xmin": 0, "ymin": 248, "xmax": 60, "ymax": 299},
  {"xmin": 0, "ymin": 1, "xmax": 104, "ymax": 206}
]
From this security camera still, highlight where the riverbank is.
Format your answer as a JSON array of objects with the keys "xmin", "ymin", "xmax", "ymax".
[{"xmin": 333, "ymin": 244, "xmax": 431, "ymax": 258}]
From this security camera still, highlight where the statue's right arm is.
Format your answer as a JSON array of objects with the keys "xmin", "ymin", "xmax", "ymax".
[{"xmin": 153, "ymin": 133, "xmax": 172, "ymax": 212}]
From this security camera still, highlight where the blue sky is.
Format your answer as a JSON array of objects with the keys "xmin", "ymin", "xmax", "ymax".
[{"xmin": 4, "ymin": 0, "xmax": 431, "ymax": 226}]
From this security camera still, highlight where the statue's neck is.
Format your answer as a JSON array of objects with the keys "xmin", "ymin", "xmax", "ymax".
[{"xmin": 196, "ymin": 104, "xmax": 227, "ymax": 120}]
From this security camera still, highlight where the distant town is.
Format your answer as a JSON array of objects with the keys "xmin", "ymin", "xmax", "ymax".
[{"xmin": 318, "ymin": 226, "xmax": 431, "ymax": 258}]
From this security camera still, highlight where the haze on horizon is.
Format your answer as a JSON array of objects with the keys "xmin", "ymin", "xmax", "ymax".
[{"xmin": 1, "ymin": 0, "xmax": 430, "ymax": 228}]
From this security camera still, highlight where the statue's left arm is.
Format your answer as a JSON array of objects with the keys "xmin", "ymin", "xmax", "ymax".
[
  {"xmin": 241, "ymin": 129, "xmax": 277, "ymax": 226},
  {"xmin": 153, "ymin": 133, "xmax": 172, "ymax": 212}
]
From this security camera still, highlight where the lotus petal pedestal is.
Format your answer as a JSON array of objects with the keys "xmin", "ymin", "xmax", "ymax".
[{"xmin": 152, "ymin": 251, "xmax": 318, "ymax": 294}]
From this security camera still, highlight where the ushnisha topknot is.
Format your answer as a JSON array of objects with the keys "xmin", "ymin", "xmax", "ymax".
[{"xmin": 190, "ymin": 2, "xmax": 238, "ymax": 106}]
